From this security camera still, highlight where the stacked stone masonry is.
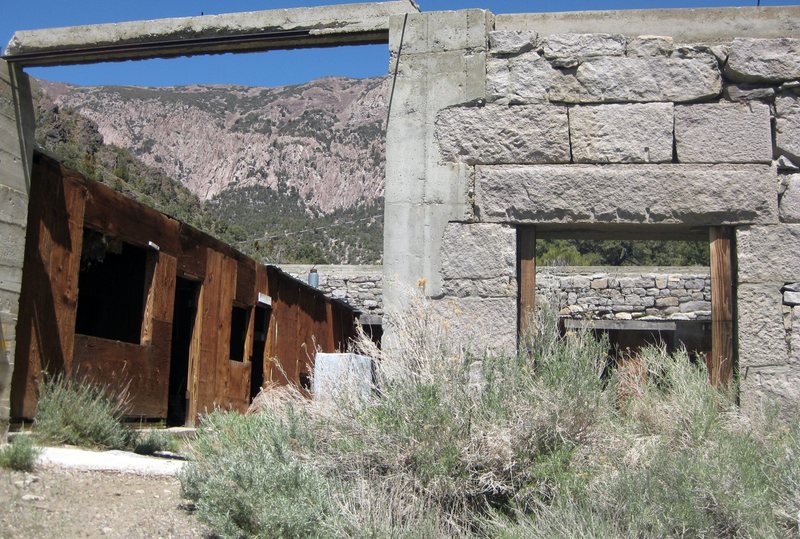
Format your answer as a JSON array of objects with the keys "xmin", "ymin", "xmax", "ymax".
[
  {"xmin": 537, "ymin": 267, "xmax": 712, "ymax": 321},
  {"xmin": 282, "ymin": 265, "xmax": 384, "ymax": 318},
  {"xmin": 426, "ymin": 20, "xmax": 800, "ymax": 412}
]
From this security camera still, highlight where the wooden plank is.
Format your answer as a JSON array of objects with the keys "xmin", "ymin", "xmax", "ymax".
[
  {"xmin": 185, "ymin": 279, "xmax": 204, "ymax": 425},
  {"xmin": 81, "ymin": 171, "xmax": 181, "ymax": 256},
  {"xmin": 518, "ymin": 226, "xmax": 536, "ymax": 337},
  {"xmin": 215, "ymin": 255, "xmax": 237, "ymax": 408},
  {"xmin": 235, "ymin": 258, "xmax": 256, "ymax": 305},
  {"xmin": 140, "ymin": 252, "xmax": 177, "ymax": 344},
  {"xmin": 73, "ymin": 320, "xmax": 172, "ymax": 418},
  {"xmin": 709, "ymin": 226, "xmax": 734, "ymax": 386}
]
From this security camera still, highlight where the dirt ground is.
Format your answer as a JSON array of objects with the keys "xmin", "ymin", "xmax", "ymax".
[{"xmin": 0, "ymin": 466, "xmax": 210, "ymax": 538}]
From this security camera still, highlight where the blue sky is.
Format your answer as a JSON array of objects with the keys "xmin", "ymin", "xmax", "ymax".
[{"xmin": 3, "ymin": 0, "xmax": 797, "ymax": 87}]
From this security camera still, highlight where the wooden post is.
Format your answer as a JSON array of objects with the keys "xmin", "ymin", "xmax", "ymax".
[
  {"xmin": 518, "ymin": 226, "xmax": 537, "ymax": 337},
  {"xmin": 709, "ymin": 227, "xmax": 734, "ymax": 386}
]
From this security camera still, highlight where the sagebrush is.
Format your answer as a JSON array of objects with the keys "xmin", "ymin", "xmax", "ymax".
[
  {"xmin": 0, "ymin": 435, "xmax": 40, "ymax": 472},
  {"xmin": 34, "ymin": 374, "xmax": 133, "ymax": 449},
  {"xmin": 181, "ymin": 295, "xmax": 800, "ymax": 538}
]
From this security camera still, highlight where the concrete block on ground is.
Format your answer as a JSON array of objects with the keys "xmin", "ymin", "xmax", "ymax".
[
  {"xmin": 440, "ymin": 223, "xmax": 516, "ymax": 298},
  {"xmin": 488, "ymin": 30, "xmax": 537, "ymax": 56},
  {"xmin": 435, "ymin": 104, "xmax": 570, "ymax": 164},
  {"xmin": 675, "ymin": 102, "xmax": 773, "ymax": 164},
  {"xmin": 780, "ymin": 175, "xmax": 800, "ymax": 223},
  {"xmin": 737, "ymin": 225, "xmax": 800, "ymax": 283},
  {"xmin": 626, "ymin": 35, "xmax": 674, "ymax": 57},
  {"xmin": 475, "ymin": 164, "xmax": 778, "ymax": 226},
  {"xmin": 552, "ymin": 56, "xmax": 722, "ymax": 103},
  {"xmin": 737, "ymin": 284, "xmax": 790, "ymax": 369},
  {"xmin": 569, "ymin": 103, "xmax": 673, "ymax": 163},
  {"xmin": 725, "ymin": 37, "xmax": 800, "ymax": 83},
  {"xmin": 776, "ymin": 95, "xmax": 800, "ymax": 166},
  {"xmin": 739, "ymin": 365, "xmax": 800, "ymax": 418},
  {"xmin": 431, "ymin": 296, "xmax": 517, "ymax": 356},
  {"xmin": 313, "ymin": 353, "xmax": 374, "ymax": 403},
  {"xmin": 542, "ymin": 33, "xmax": 625, "ymax": 68}
]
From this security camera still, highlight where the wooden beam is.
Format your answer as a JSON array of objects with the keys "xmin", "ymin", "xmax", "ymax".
[
  {"xmin": 518, "ymin": 226, "xmax": 537, "ymax": 337},
  {"xmin": 709, "ymin": 226, "xmax": 734, "ymax": 386}
]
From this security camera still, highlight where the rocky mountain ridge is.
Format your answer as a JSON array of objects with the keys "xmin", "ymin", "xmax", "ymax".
[{"xmin": 39, "ymin": 76, "xmax": 388, "ymax": 214}]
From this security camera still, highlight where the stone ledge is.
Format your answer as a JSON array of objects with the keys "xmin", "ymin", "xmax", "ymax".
[
  {"xmin": 494, "ymin": 7, "xmax": 800, "ymax": 43},
  {"xmin": 475, "ymin": 164, "xmax": 778, "ymax": 226}
]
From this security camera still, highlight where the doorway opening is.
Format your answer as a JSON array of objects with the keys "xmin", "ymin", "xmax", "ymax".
[
  {"xmin": 168, "ymin": 277, "xmax": 200, "ymax": 426},
  {"xmin": 249, "ymin": 304, "xmax": 270, "ymax": 400}
]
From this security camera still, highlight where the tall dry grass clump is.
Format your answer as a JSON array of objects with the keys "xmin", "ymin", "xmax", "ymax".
[{"xmin": 180, "ymin": 293, "xmax": 800, "ymax": 538}]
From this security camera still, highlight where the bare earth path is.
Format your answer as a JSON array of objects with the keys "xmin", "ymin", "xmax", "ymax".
[{"xmin": 0, "ymin": 466, "xmax": 209, "ymax": 538}]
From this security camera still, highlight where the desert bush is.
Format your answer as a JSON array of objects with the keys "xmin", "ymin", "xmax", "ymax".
[
  {"xmin": 0, "ymin": 435, "xmax": 41, "ymax": 472},
  {"xmin": 34, "ymin": 374, "xmax": 134, "ymax": 450},
  {"xmin": 179, "ymin": 407, "xmax": 334, "ymax": 539},
  {"xmin": 132, "ymin": 429, "xmax": 178, "ymax": 456},
  {"xmin": 181, "ymin": 293, "xmax": 800, "ymax": 538}
]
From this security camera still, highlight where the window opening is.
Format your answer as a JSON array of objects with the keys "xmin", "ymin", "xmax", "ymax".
[{"xmin": 75, "ymin": 228, "xmax": 147, "ymax": 344}]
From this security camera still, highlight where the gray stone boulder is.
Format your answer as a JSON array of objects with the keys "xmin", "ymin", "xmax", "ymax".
[
  {"xmin": 569, "ymin": 103, "xmax": 673, "ymax": 163},
  {"xmin": 489, "ymin": 30, "xmax": 537, "ymax": 56},
  {"xmin": 737, "ymin": 225, "xmax": 800, "ymax": 283},
  {"xmin": 776, "ymin": 95, "xmax": 800, "ymax": 166},
  {"xmin": 675, "ymin": 102, "xmax": 773, "ymax": 164},
  {"xmin": 552, "ymin": 56, "xmax": 722, "ymax": 103},
  {"xmin": 626, "ymin": 35, "xmax": 674, "ymax": 58},
  {"xmin": 780, "ymin": 175, "xmax": 800, "ymax": 223},
  {"xmin": 725, "ymin": 37, "xmax": 800, "ymax": 83},
  {"xmin": 542, "ymin": 33, "xmax": 625, "ymax": 68},
  {"xmin": 440, "ymin": 223, "xmax": 517, "ymax": 298},
  {"xmin": 435, "ymin": 104, "xmax": 570, "ymax": 164}
]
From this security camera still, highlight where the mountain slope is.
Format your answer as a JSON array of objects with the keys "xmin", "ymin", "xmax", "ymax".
[
  {"xmin": 42, "ymin": 77, "xmax": 388, "ymax": 213},
  {"xmin": 34, "ymin": 76, "xmax": 388, "ymax": 264}
]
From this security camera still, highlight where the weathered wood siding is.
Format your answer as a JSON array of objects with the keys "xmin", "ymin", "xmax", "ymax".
[{"xmin": 12, "ymin": 152, "xmax": 359, "ymax": 422}]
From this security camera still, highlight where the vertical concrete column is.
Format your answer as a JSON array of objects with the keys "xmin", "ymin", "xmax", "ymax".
[
  {"xmin": 383, "ymin": 10, "xmax": 491, "ymax": 319},
  {"xmin": 0, "ymin": 59, "xmax": 35, "ymax": 438}
]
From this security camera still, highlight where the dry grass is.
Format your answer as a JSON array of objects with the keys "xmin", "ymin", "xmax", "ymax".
[{"xmin": 181, "ymin": 293, "xmax": 800, "ymax": 538}]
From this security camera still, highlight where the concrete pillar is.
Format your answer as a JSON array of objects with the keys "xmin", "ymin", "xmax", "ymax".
[
  {"xmin": 383, "ymin": 10, "xmax": 490, "ymax": 319},
  {"xmin": 0, "ymin": 59, "xmax": 35, "ymax": 439}
]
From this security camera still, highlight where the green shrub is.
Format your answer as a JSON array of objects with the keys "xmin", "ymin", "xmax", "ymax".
[
  {"xmin": 132, "ymin": 429, "xmax": 178, "ymax": 456},
  {"xmin": 0, "ymin": 436, "xmax": 41, "ymax": 472},
  {"xmin": 34, "ymin": 375, "xmax": 134, "ymax": 450},
  {"xmin": 181, "ymin": 295, "xmax": 800, "ymax": 538},
  {"xmin": 180, "ymin": 409, "xmax": 333, "ymax": 539}
]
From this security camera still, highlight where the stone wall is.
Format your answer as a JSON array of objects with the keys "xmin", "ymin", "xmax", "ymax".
[
  {"xmin": 537, "ymin": 267, "xmax": 711, "ymax": 321},
  {"xmin": 382, "ymin": 7, "xmax": 800, "ymax": 410},
  {"xmin": 281, "ymin": 265, "xmax": 384, "ymax": 319}
]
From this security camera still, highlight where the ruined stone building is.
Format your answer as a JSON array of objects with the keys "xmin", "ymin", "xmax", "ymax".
[{"xmin": 1, "ymin": 2, "xmax": 799, "ymax": 434}]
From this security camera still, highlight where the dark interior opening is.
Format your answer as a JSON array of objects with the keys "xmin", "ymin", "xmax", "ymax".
[
  {"xmin": 249, "ymin": 305, "xmax": 270, "ymax": 399},
  {"xmin": 361, "ymin": 323, "xmax": 383, "ymax": 348},
  {"xmin": 168, "ymin": 277, "xmax": 199, "ymax": 426},
  {"xmin": 230, "ymin": 306, "xmax": 250, "ymax": 362},
  {"xmin": 75, "ymin": 229, "xmax": 147, "ymax": 343}
]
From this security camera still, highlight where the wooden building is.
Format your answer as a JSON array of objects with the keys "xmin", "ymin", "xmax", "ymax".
[{"xmin": 11, "ymin": 152, "xmax": 359, "ymax": 425}]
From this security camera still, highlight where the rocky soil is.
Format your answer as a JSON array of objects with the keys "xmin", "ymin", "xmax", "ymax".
[{"xmin": 0, "ymin": 467, "xmax": 208, "ymax": 538}]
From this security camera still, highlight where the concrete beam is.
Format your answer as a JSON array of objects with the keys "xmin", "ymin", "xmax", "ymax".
[
  {"xmin": 495, "ymin": 7, "xmax": 800, "ymax": 42},
  {"xmin": 3, "ymin": 1, "xmax": 419, "ymax": 67}
]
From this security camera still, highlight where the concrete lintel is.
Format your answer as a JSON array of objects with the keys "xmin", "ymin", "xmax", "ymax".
[
  {"xmin": 3, "ymin": 1, "xmax": 419, "ymax": 67},
  {"xmin": 563, "ymin": 319, "xmax": 678, "ymax": 332},
  {"xmin": 495, "ymin": 6, "xmax": 800, "ymax": 43}
]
